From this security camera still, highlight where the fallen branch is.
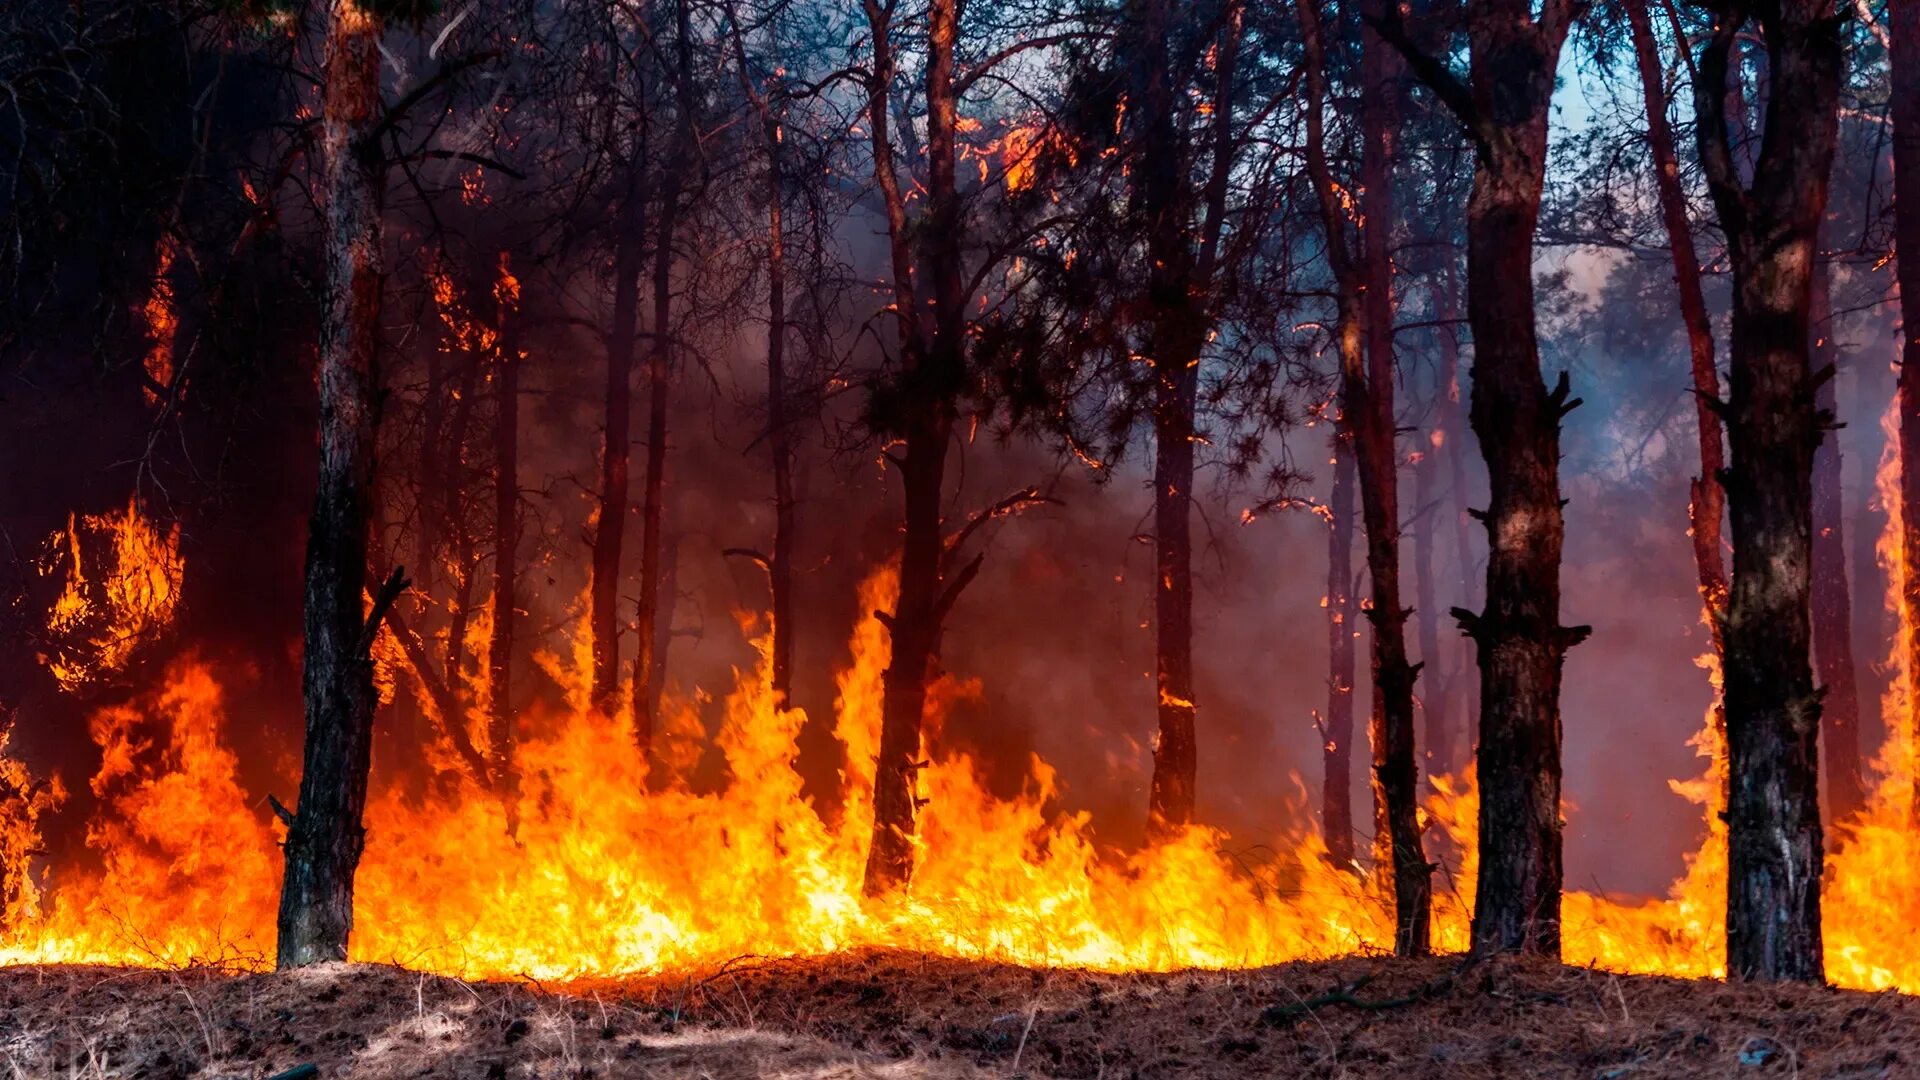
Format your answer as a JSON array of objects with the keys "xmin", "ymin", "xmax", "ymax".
[{"xmin": 1259, "ymin": 969, "xmax": 1456, "ymax": 1027}]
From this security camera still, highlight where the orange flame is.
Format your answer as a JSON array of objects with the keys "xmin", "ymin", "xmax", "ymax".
[{"xmin": 39, "ymin": 499, "xmax": 184, "ymax": 694}]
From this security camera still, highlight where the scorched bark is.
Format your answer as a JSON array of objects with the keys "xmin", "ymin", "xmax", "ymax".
[
  {"xmin": 276, "ymin": 0, "xmax": 390, "ymax": 971},
  {"xmin": 1693, "ymin": 0, "xmax": 1838, "ymax": 983},
  {"xmin": 1381, "ymin": 0, "xmax": 1589, "ymax": 957}
]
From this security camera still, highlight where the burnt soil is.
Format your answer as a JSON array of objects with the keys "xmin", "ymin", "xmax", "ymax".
[{"xmin": 2, "ymin": 949, "xmax": 1916, "ymax": 1078}]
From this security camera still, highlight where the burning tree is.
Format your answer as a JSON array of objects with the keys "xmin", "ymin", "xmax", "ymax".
[
  {"xmin": 1379, "ymin": 0, "xmax": 1591, "ymax": 958},
  {"xmin": 1296, "ymin": 0, "xmax": 1430, "ymax": 957},
  {"xmin": 1892, "ymin": 0, "xmax": 1920, "ymax": 822},
  {"xmin": 275, "ymin": 0, "xmax": 400, "ymax": 970},
  {"xmin": 1692, "ymin": 0, "xmax": 1842, "ymax": 984}
]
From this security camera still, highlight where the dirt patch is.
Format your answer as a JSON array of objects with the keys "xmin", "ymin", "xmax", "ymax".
[{"xmin": 2, "ymin": 951, "xmax": 1915, "ymax": 1078}]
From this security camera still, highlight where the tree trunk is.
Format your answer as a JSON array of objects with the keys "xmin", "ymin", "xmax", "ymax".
[
  {"xmin": 862, "ymin": 0, "xmax": 963, "ymax": 895},
  {"xmin": 1810, "ymin": 256, "xmax": 1865, "ymax": 822},
  {"xmin": 487, "ymin": 267, "xmax": 519, "ymax": 799},
  {"xmin": 591, "ymin": 169, "xmax": 645, "ymax": 717},
  {"xmin": 631, "ymin": 0, "xmax": 693, "ymax": 753},
  {"xmin": 1891, "ymin": 0, "xmax": 1920, "ymax": 822},
  {"xmin": 1325, "ymin": 433, "xmax": 1357, "ymax": 867},
  {"xmin": 1694, "ymin": 1, "xmax": 1838, "ymax": 983},
  {"xmin": 1356, "ymin": 5, "xmax": 1429, "ymax": 956},
  {"xmin": 276, "ymin": 0, "xmax": 388, "ymax": 971},
  {"xmin": 1136, "ymin": 0, "xmax": 1201, "ymax": 838},
  {"xmin": 1627, "ymin": 0, "xmax": 1729, "ymax": 662},
  {"xmin": 1148, "ymin": 333, "xmax": 1199, "ymax": 836},
  {"xmin": 765, "ymin": 108, "xmax": 796, "ymax": 705},
  {"xmin": 1389, "ymin": 4, "xmax": 1588, "ymax": 957}
]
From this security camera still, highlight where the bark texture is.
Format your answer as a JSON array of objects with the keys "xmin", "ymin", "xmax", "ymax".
[
  {"xmin": 859, "ymin": 0, "xmax": 962, "ymax": 895},
  {"xmin": 276, "ymin": 0, "xmax": 389, "ymax": 971},
  {"xmin": 1298, "ymin": 0, "xmax": 1429, "ymax": 956},
  {"xmin": 1694, "ymin": 0, "xmax": 1839, "ymax": 983},
  {"xmin": 1385, "ymin": 0, "xmax": 1588, "ymax": 958}
]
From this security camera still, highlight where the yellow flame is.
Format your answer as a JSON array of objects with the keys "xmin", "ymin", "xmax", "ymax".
[{"xmin": 40, "ymin": 499, "xmax": 184, "ymax": 693}]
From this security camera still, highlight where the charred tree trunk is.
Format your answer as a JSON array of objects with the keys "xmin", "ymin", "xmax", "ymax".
[
  {"xmin": 765, "ymin": 108, "xmax": 796, "ymax": 705},
  {"xmin": 632, "ymin": 0, "xmax": 694, "ymax": 753},
  {"xmin": 866, "ymin": 413, "xmax": 950, "ymax": 893},
  {"xmin": 1891, "ymin": 0, "xmax": 1920, "ymax": 821},
  {"xmin": 1694, "ymin": 0, "xmax": 1838, "ymax": 983},
  {"xmin": 1627, "ymin": 0, "xmax": 1729, "ymax": 664},
  {"xmin": 1325, "ymin": 433, "xmax": 1358, "ymax": 867},
  {"xmin": 1811, "ymin": 257, "xmax": 1865, "ymax": 822},
  {"xmin": 591, "ymin": 168, "xmax": 645, "ymax": 717},
  {"xmin": 1300, "ymin": 0, "xmax": 1429, "ymax": 956},
  {"xmin": 276, "ymin": 0, "xmax": 390, "ymax": 971},
  {"xmin": 1357, "ymin": 5, "xmax": 1429, "ymax": 957},
  {"xmin": 1148, "ymin": 329, "xmax": 1200, "ymax": 835},
  {"xmin": 1384, "ymin": 0, "xmax": 1587, "ymax": 958},
  {"xmin": 1135, "ymin": 0, "xmax": 1198, "ymax": 837},
  {"xmin": 1135, "ymin": 0, "xmax": 1241, "ymax": 838},
  {"xmin": 861, "ymin": 0, "xmax": 963, "ymax": 895},
  {"xmin": 488, "ymin": 274, "xmax": 519, "ymax": 798}
]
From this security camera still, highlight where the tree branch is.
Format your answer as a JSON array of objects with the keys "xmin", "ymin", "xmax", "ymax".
[
  {"xmin": 943, "ymin": 485, "xmax": 1061, "ymax": 563},
  {"xmin": 955, "ymin": 33, "xmax": 1106, "ymax": 96},
  {"xmin": 722, "ymin": 547, "xmax": 773, "ymax": 572},
  {"xmin": 1691, "ymin": 4, "xmax": 1750, "ymax": 237},
  {"xmin": 1364, "ymin": 5, "xmax": 1490, "ymax": 158},
  {"xmin": 356, "ymin": 567, "xmax": 411, "ymax": 658},
  {"xmin": 383, "ymin": 603, "xmax": 492, "ymax": 784}
]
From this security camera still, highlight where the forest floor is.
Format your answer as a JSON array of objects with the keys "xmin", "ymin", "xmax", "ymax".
[{"xmin": 1, "ymin": 948, "xmax": 1916, "ymax": 1078}]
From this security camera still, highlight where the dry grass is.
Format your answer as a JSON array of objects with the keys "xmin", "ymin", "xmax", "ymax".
[{"xmin": 1, "ymin": 950, "xmax": 1915, "ymax": 1077}]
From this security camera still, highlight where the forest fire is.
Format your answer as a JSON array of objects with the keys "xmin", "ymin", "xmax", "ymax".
[
  {"xmin": 6, "ymin": 0, "xmax": 1920, "ymax": 1073},
  {"xmin": 1, "ymin": 535, "xmax": 1917, "ymax": 991}
]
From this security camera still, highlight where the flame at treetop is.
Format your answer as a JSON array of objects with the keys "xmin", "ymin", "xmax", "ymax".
[{"xmin": 1, "ymin": 547, "xmax": 1918, "ymax": 987}]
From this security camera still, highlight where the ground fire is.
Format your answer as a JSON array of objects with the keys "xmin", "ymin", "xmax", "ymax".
[{"xmin": 4, "ymin": 0, "xmax": 1920, "ymax": 1075}]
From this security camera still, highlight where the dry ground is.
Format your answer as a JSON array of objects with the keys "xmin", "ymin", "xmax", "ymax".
[{"xmin": 2, "ymin": 950, "xmax": 1916, "ymax": 1078}]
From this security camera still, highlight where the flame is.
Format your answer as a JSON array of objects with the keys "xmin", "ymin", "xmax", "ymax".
[
  {"xmin": 4, "ymin": 474, "xmax": 1920, "ymax": 988},
  {"xmin": 0, "ymin": 719, "xmax": 64, "ymax": 932},
  {"xmin": 39, "ymin": 499, "xmax": 184, "ymax": 694},
  {"xmin": 966, "ymin": 117, "xmax": 1076, "ymax": 194},
  {"xmin": 141, "ymin": 233, "xmax": 179, "ymax": 404}
]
